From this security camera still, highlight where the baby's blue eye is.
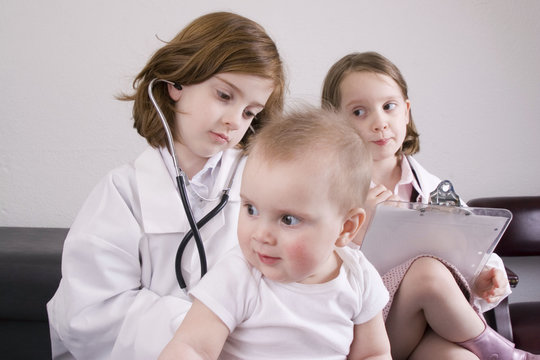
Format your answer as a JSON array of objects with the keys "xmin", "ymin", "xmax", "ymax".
[
  {"xmin": 281, "ymin": 215, "xmax": 300, "ymax": 226},
  {"xmin": 246, "ymin": 204, "xmax": 259, "ymax": 216},
  {"xmin": 353, "ymin": 108, "xmax": 366, "ymax": 117},
  {"xmin": 383, "ymin": 103, "xmax": 397, "ymax": 111}
]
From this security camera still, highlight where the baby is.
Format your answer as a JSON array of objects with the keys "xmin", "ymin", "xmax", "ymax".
[{"xmin": 159, "ymin": 106, "xmax": 391, "ymax": 360}]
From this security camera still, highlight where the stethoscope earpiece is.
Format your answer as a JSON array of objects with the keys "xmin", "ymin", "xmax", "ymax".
[{"xmin": 148, "ymin": 77, "xmax": 240, "ymax": 293}]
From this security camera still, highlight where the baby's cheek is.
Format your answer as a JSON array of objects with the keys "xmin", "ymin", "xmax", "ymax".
[
  {"xmin": 236, "ymin": 223, "xmax": 249, "ymax": 247},
  {"xmin": 285, "ymin": 242, "xmax": 317, "ymax": 272}
]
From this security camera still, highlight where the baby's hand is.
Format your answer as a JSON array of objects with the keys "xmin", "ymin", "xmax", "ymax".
[{"xmin": 473, "ymin": 267, "xmax": 508, "ymax": 303}]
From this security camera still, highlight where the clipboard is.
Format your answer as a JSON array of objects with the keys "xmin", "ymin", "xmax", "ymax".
[{"xmin": 360, "ymin": 181, "xmax": 513, "ymax": 284}]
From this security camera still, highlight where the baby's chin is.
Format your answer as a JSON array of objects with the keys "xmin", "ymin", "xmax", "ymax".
[{"xmin": 257, "ymin": 267, "xmax": 296, "ymax": 284}]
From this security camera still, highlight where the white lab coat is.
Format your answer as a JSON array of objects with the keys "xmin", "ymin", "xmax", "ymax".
[
  {"xmin": 47, "ymin": 146, "xmax": 246, "ymax": 360},
  {"xmin": 406, "ymin": 155, "xmax": 511, "ymax": 312},
  {"xmin": 405, "ymin": 156, "xmax": 442, "ymax": 204}
]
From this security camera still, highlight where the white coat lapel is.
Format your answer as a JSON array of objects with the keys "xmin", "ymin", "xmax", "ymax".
[
  {"xmin": 136, "ymin": 147, "xmax": 190, "ymax": 234},
  {"xmin": 136, "ymin": 147, "xmax": 245, "ymax": 235},
  {"xmin": 406, "ymin": 155, "xmax": 442, "ymax": 204},
  {"xmin": 196, "ymin": 149, "xmax": 245, "ymax": 241}
]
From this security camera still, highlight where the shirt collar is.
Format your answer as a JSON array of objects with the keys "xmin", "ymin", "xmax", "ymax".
[
  {"xmin": 369, "ymin": 156, "xmax": 417, "ymax": 202},
  {"xmin": 158, "ymin": 147, "xmax": 222, "ymax": 186}
]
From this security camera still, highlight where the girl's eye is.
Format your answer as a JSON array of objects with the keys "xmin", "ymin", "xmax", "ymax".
[
  {"xmin": 243, "ymin": 109, "xmax": 256, "ymax": 119},
  {"xmin": 245, "ymin": 204, "xmax": 259, "ymax": 216},
  {"xmin": 217, "ymin": 90, "xmax": 231, "ymax": 101},
  {"xmin": 353, "ymin": 108, "xmax": 366, "ymax": 117},
  {"xmin": 383, "ymin": 103, "xmax": 397, "ymax": 111},
  {"xmin": 281, "ymin": 215, "xmax": 300, "ymax": 226}
]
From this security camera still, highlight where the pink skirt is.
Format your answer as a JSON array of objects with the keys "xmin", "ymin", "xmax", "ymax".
[{"xmin": 381, "ymin": 255, "xmax": 472, "ymax": 320}]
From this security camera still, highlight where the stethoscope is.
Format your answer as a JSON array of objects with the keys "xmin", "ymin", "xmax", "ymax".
[{"xmin": 148, "ymin": 78, "xmax": 241, "ymax": 291}]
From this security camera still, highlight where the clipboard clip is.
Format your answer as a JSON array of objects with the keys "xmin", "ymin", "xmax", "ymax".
[{"xmin": 429, "ymin": 180, "xmax": 461, "ymax": 206}]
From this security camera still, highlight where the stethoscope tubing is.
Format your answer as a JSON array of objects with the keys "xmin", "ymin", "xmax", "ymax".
[
  {"xmin": 148, "ymin": 78, "xmax": 182, "ymax": 177},
  {"xmin": 175, "ymin": 174, "xmax": 210, "ymax": 289},
  {"xmin": 175, "ymin": 189, "xmax": 229, "ymax": 289}
]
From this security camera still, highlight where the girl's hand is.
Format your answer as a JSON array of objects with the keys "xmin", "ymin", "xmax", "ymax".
[
  {"xmin": 365, "ymin": 184, "xmax": 399, "ymax": 213},
  {"xmin": 473, "ymin": 267, "xmax": 509, "ymax": 303},
  {"xmin": 353, "ymin": 185, "xmax": 399, "ymax": 246}
]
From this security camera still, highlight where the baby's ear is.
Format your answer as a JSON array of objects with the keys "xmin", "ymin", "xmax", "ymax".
[{"xmin": 335, "ymin": 208, "xmax": 366, "ymax": 247}]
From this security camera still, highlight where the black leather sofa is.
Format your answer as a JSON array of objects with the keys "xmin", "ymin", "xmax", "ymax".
[
  {"xmin": 1, "ymin": 196, "xmax": 538, "ymax": 358},
  {"xmin": 0, "ymin": 227, "xmax": 68, "ymax": 359},
  {"xmin": 468, "ymin": 197, "xmax": 540, "ymax": 353}
]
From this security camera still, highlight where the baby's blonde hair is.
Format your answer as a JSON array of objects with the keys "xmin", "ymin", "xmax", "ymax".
[{"xmin": 247, "ymin": 105, "xmax": 371, "ymax": 211}]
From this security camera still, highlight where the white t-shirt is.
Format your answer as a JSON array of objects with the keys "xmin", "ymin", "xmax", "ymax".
[{"xmin": 190, "ymin": 246, "xmax": 389, "ymax": 360}]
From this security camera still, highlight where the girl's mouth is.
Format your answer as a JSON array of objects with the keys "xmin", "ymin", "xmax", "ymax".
[
  {"xmin": 210, "ymin": 131, "xmax": 229, "ymax": 144},
  {"xmin": 374, "ymin": 138, "xmax": 390, "ymax": 146}
]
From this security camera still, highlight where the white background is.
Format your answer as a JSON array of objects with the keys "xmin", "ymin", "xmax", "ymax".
[{"xmin": 1, "ymin": 0, "xmax": 539, "ymax": 228}]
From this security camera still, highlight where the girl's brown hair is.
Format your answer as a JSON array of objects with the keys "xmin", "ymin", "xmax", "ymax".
[
  {"xmin": 321, "ymin": 52, "xmax": 419, "ymax": 155},
  {"xmin": 119, "ymin": 12, "xmax": 285, "ymax": 149}
]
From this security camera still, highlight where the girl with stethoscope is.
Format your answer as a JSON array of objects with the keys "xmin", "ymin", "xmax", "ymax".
[
  {"xmin": 322, "ymin": 52, "xmax": 537, "ymax": 359},
  {"xmin": 47, "ymin": 12, "xmax": 285, "ymax": 360}
]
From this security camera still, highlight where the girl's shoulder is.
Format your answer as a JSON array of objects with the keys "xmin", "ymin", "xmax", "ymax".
[
  {"xmin": 84, "ymin": 146, "xmax": 159, "ymax": 212},
  {"xmin": 104, "ymin": 146, "xmax": 156, "ymax": 192}
]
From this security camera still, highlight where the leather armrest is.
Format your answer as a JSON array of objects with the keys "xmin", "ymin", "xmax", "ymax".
[{"xmin": 505, "ymin": 266, "xmax": 519, "ymax": 288}]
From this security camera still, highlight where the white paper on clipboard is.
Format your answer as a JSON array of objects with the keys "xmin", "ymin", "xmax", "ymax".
[{"xmin": 360, "ymin": 201, "xmax": 512, "ymax": 284}]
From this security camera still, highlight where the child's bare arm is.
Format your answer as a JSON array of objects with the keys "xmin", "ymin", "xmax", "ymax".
[
  {"xmin": 158, "ymin": 298, "xmax": 230, "ymax": 360},
  {"xmin": 348, "ymin": 312, "xmax": 391, "ymax": 360}
]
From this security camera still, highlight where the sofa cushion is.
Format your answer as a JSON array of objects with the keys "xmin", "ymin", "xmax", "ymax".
[{"xmin": 0, "ymin": 227, "xmax": 67, "ymax": 321}]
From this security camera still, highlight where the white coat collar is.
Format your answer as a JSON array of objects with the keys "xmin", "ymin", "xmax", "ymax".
[
  {"xmin": 135, "ymin": 146, "xmax": 245, "ymax": 234},
  {"xmin": 405, "ymin": 155, "xmax": 442, "ymax": 204}
]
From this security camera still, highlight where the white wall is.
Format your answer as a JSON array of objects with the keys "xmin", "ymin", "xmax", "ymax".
[{"xmin": 1, "ymin": 0, "xmax": 539, "ymax": 228}]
